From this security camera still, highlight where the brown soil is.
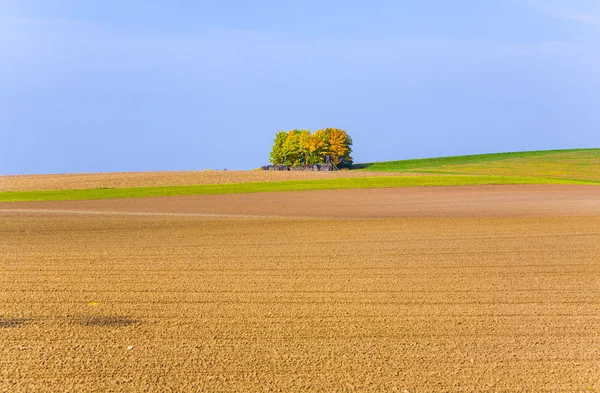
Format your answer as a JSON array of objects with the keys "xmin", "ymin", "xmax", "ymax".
[
  {"xmin": 0, "ymin": 170, "xmax": 412, "ymax": 192},
  {"xmin": 1, "ymin": 185, "xmax": 600, "ymax": 392}
]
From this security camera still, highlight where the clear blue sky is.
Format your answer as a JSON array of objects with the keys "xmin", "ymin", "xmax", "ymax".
[{"xmin": 1, "ymin": 1, "xmax": 599, "ymax": 174}]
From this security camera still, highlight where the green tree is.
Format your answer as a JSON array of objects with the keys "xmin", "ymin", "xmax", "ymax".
[
  {"xmin": 281, "ymin": 129, "xmax": 310, "ymax": 166},
  {"xmin": 269, "ymin": 131, "xmax": 288, "ymax": 165}
]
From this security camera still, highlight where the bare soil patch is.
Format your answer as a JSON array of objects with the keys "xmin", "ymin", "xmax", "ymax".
[
  {"xmin": 0, "ymin": 170, "xmax": 411, "ymax": 192},
  {"xmin": 1, "ymin": 186, "xmax": 600, "ymax": 392}
]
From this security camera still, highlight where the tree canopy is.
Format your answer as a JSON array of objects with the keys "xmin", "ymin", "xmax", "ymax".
[{"xmin": 269, "ymin": 128, "xmax": 353, "ymax": 167}]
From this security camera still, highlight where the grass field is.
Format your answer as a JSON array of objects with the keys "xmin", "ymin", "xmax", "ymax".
[
  {"xmin": 356, "ymin": 148, "xmax": 600, "ymax": 181},
  {"xmin": 1, "ymin": 149, "xmax": 598, "ymax": 202}
]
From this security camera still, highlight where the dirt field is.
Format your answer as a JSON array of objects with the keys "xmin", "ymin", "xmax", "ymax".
[
  {"xmin": 0, "ymin": 170, "xmax": 410, "ymax": 192},
  {"xmin": 2, "ymin": 185, "xmax": 600, "ymax": 392}
]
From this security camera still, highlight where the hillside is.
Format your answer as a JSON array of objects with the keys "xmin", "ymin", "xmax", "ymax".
[
  {"xmin": 356, "ymin": 148, "xmax": 600, "ymax": 183},
  {"xmin": 0, "ymin": 149, "xmax": 598, "ymax": 202}
]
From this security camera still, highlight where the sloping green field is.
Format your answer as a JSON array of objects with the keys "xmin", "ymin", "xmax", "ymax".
[
  {"xmin": 1, "ymin": 149, "xmax": 598, "ymax": 202},
  {"xmin": 356, "ymin": 148, "xmax": 600, "ymax": 182}
]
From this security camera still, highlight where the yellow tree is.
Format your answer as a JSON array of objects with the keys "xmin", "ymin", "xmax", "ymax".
[
  {"xmin": 303, "ymin": 130, "xmax": 328, "ymax": 164},
  {"xmin": 298, "ymin": 131, "xmax": 314, "ymax": 165},
  {"xmin": 324, "ymin": 128, "xmax": 353, "ymax": 166}
]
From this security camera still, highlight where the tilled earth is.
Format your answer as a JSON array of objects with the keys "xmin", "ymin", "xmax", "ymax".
[
  {"xmin": 1, "ymin": 186, "xmax": 600, "ymax": 392},
  {"xmin": 0, "ymin": 170, "xmax": 410, "ymax": 192}
]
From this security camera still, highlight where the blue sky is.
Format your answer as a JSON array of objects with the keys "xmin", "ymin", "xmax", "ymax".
[{"xmin": 1, "ymin": 1, "xmax": 599, "ymax": 174}]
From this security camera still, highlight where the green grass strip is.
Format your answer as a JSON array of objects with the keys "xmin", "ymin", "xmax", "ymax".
[
  {"xmin": 1, "ymin": 175, "xmax": 596, "ymax": 203},
  {"xmin": 355, "ymin": 148, "xmax": 600, "ymax": 172}
]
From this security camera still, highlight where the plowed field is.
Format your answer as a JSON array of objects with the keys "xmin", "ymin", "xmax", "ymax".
[
  {"xmin": 2, "ymin": 185, "xmax": 600, "ymax": 392},
  {"xmin": 0, "ymin": 170, "xmax": 408, "ymax": 192}
]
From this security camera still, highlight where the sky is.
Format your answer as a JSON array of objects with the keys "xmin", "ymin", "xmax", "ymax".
[{"xmin": 1, "ymin": 1, "xmax": 599, "ymax": 174}]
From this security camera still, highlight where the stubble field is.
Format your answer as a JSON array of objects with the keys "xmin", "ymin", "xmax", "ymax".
[
  {"xmin": 2, "ymin": 185, "xmax": 600, "ymax": 392},
  {"xmin": 0, "ymin": 170, "xmax": 408, "ymax": 192}
]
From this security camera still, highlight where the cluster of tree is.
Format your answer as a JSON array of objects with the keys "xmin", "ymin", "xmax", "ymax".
[{"xmin": 269, "ymin": 128, "xmax": 353, "ymax": 167}]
